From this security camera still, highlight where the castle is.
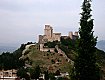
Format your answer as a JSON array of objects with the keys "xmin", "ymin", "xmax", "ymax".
[
  {"xmin": 39, "ymin": 25, "xmax": 61, "ymax": 43},
  {"xmin": 39, "ymin": 25, "xmax": 78, "ymax": 51}
]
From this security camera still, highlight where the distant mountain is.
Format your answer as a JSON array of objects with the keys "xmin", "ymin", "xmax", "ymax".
[
  {"xmin": 96, "ymin": 40, "xmax": 105, "ymax": 52},
  {"xmin": 0, "ymin": 46, "xmax": 17, "ymax": 54}
]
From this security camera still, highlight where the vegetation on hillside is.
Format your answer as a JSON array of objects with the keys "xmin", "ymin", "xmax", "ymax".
[
  {"xmin": 0, "ymin": 42, "xmax": 34, "ymax": 70},
  {"xmin": 22, "ymin": 44, "xmax": 71, "ymax": 73},
  {"xmin": 0, "ymin": 39, "xmax": 105, "ymax": 80},
  {"xmin": 0, "ymin": 44, "xmax": 25, "ymax": 70}
]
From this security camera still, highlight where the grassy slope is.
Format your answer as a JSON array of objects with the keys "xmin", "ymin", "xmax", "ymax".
[{"xmin": 23, "ymin": 45, "xmax": 71, "ymax": 73}]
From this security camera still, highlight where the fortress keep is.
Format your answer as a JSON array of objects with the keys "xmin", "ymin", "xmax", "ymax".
[{"xmin": 39, "ymin": 25, "xmax": 61, "ymax": 43}]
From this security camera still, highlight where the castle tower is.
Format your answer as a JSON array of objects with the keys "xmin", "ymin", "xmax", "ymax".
[
  {"xmin": 69, "ymin": 32, "xmax": 73, "ymax": 39},
  {"xmin": 44, "ymin": 25, "xmax": 53, "ymax": 39}
]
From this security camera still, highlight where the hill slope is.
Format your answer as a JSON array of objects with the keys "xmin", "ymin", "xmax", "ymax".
[
  {"xmin": 21, "ymin": 44, "xmax": 72, "ymax": 73},
  {"xmin": 0, "ymin": 46, "xmax": 17, "ymax": 53},
  {"xmin": 97, "ymin": 40, "xmax": 105, "ymax": 52}
]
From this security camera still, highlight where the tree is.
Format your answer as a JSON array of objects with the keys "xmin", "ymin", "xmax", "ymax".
[
  {"xmin": 44, "ymin": 70, "xmax": 49, "ymax": 80},
  {"xmin": 74, "ymin": 0, "xmax": 100, "ymax": 80},
  {"xmin": 17, "ymin": 67, "xmax": 30, "ymax": 80},
  {"xmin": 55, "ymin": 70, "xmax": 60, "ymax": 76},
  {"xmin": 31, "ymin": 65, "xmax": 41, "ymax": 80},
  {"xmin": 49, "ymin": 73, "xmax": 56, "ymax": 80}
]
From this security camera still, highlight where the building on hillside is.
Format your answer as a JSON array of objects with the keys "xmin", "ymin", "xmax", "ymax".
[
  {"xmin": 38, "ymin": 25, "xmax": 78, "ymax": 51},
  {"xmin": 0, "ymin": 69, "xmax": 17, "ymax": 80}
]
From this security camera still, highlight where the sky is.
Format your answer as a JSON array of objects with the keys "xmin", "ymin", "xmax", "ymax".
[{"xmin": 0, "ymin": 0, "xmax": 105, "ymax": 47}]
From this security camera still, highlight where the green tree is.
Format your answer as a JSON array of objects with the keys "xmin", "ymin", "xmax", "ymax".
[
  {"xmin": 31, "ymin": 65, "xmax": 41, "ymax": 80},
  {"xmin": 44, "ymin": 70, "xmax": 49, "ymax": 80},
  {"xmin": 49, "ymin": 73, "xmax": 56, "ymax": 80},
  {"xmin": 17, "ymin": 67, "xmax": 30, "ymax": 80},
  {"xmin": 74, "ymin": 0, "xmax": 100, "ymax": 80}
]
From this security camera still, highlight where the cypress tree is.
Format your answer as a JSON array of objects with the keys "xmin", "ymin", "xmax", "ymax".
[{"xmin": 74, "ymin": 0, "xmax": 100, "ymax": 80}]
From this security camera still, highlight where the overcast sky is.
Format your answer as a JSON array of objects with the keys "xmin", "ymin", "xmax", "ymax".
[{"xmin": 0, "ymin": 0, "xmax": 105, "ymax": 47}]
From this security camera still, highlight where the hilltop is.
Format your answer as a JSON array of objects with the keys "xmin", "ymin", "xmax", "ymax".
[{"xmin": 21, "ymin": 43, "xmax": 72, "ymax": 73}]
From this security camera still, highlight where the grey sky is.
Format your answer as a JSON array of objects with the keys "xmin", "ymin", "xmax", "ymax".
[{"xmin": 0, "ymin": 0, "xmax": 105, "ymax": 47}]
